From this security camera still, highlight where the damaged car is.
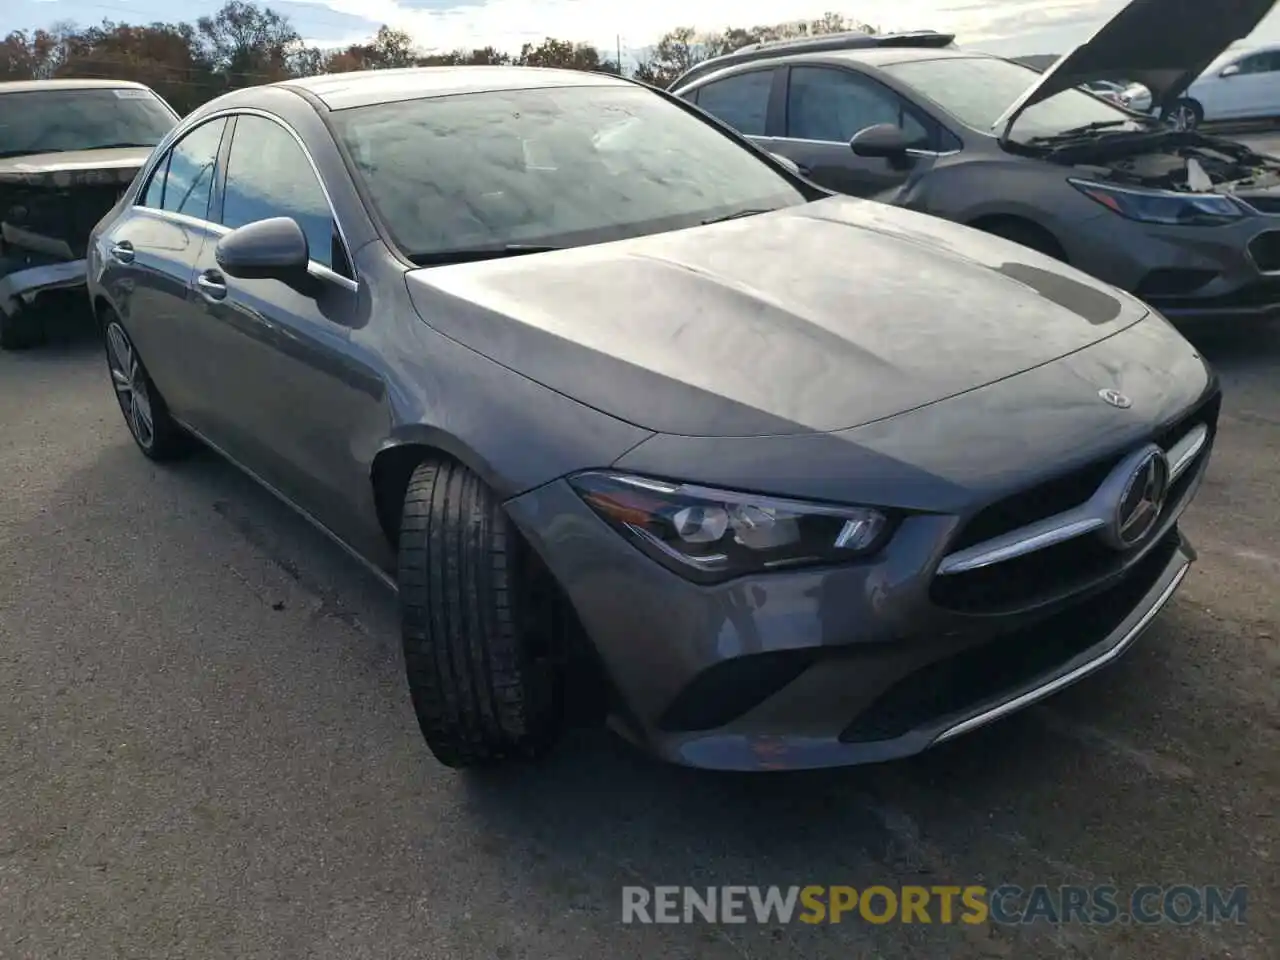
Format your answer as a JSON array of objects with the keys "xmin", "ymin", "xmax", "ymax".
[
  {"xmin": 0, "ymin": 79, "xmax": 179, "ymax": 349},
  {"xmin": 673, "ymin": 0, "xmax": 1280, "ymax": 323}
]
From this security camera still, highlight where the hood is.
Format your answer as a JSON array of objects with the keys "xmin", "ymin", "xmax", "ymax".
[
  {"xmin": 405, "ymin": 197, "xmax": 1150, "ymax": 438},
  {"xmin": 994, "ymin": 0, "xmax": 1278, "ymax": 138},
  {"xmin": 0, "ymin": 146, "xmax": 155, "ymax": 189}
]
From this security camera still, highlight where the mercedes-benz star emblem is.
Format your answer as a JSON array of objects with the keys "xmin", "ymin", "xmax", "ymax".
[
  {"xmin": 1099, "ymin": 388, "xmax": 1132, "ymax": 409},
  {"xmin": 1108, "ymin": 450, "xmax": 1170, "ymax": 549}
]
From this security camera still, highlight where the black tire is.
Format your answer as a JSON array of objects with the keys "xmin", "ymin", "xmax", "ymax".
[
  {"xmin": 977, "ymin": 218, "xmax": 1066, "ymax": 262},
  {"xmin": 0, "ymin": 304, "xmax": 46, "ymax": 351},
  {"xmin": 1164, "ymin": 98, "xmax": 1204, "ymax": 131},
  {"xmin": 103, "ymin": 314, "xmax": 193, "ymax": 461},
  {"xmin": 398, "ymin": 459, "xmax": 563, "ymax": 768}
]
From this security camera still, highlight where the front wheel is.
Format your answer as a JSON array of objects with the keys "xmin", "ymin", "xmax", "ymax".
[
  {"xmin": 0, "ymin": 304, "xmax": 45, "ymax": 351},
  {"xmin": 398, "ymin": 459, "xmax": 563, "ymax": 768}
]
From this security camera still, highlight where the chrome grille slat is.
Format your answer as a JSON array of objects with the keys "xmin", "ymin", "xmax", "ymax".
[{"xmin": 937, "ymin": 423, "xmax": 1208, "ymax": 577}]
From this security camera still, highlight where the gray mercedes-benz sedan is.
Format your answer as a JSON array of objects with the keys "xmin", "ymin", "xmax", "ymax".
[{"xmin": 88, "ymin": 65, "xmax": 1219, "ymax": 772}]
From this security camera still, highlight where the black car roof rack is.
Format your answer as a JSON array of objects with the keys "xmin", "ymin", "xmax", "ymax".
[
  {"xmin": 670, "ymin": 30, "xmax": 957, "ymax": 90},
  {"xmin": 735, "ymin": 29, "xmax": 954, "ymax": 56}
]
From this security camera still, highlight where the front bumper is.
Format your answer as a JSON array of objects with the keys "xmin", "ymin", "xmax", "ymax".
[
  {"xmin": 507, "ymin": 480, "xmax": 1197, "ymax": 772},
  {"xmin": 0, "ymin": 257, "xmax": 87, "ymax": 319},
  {"xmin": 1065, "ymin": 209, "xmax": 1280, "ymax": 322}
]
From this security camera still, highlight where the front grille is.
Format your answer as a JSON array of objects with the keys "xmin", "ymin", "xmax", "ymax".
[
  {"xmin": 933, "ymin": 390, "xmax": 1218, "ymax": 614},
  {"xmin": 1247, "ymin": 231, "xmax": 1280, "ymax": 273},
  {"xmin": 1135, "ymin": 268, "xmax": 1218, "ymax": 299},
  {"xmin": 950, "ymin": 390, "xmax": 1219, "ymax": 554},
  {"xmin": 1240, "ymin": 194, "xmax": 1280, "ymax": 215},
  {"xmin": 842, "ymin": 532, "xmax": 1180, "ymax": 743},
  {"xmin": 1145, "ymin": 277, "xmax": 1280, "ymax": 313}
]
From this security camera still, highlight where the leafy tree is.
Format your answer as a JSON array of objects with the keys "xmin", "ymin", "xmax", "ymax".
[
  {"xmin": 635, "ymin": 12, "xmax": 877, "ymax": 88},
  {"xmin": 516, "ymin": 37, "xmax": 618, "ymax": 73},
  {"xmin": 324, "ymin": 25, "xmax": 417, "ymax": 73},
  {"xmin": 194, "ymin": 1, "xmax": 307, "ymax": 89},
  {"xmin": 53, "ymin": 21, "xmax": 216, "ymax": 112},
  {"xmin": 0, "ymin": 28, "xmax": 65, "ymax": 80},
  {"xmin": 5, "ymin": 2, "xmax": 880, "ymax": 107},
  {"xmin": 417, "ymin": 46, "xmax": 511, "ymax": 66}
]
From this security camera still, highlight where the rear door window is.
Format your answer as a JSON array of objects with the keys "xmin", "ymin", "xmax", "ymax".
[{"xmin": 693, "ymin": 70, "xmax": 775, "ymax": 136}]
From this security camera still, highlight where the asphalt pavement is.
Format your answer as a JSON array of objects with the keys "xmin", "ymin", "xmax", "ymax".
[{"xmin": 1, "ymin": 313, "xmax": 1276, "ymax": 960}]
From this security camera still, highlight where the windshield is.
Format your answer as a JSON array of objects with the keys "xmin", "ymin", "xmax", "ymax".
[
  {"xmin": 330, "ymin": 84, "xmax": 807, "ymax": 261},
  {"xmin": 0, "ymin": 88, "xmax": 177, "ymax": 158},
  {"xmin": 881, "ymin": 56, "xmax": 1142, "ymax": 141}
]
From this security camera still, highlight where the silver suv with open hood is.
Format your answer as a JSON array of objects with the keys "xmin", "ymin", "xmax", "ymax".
[
  {"xmin": 0, "ymin": 80, "xmax": 179, "ymax": 349},
  {"xmin": 673, "ymin": 0, "xmax": 1280, "ymax": 323}
]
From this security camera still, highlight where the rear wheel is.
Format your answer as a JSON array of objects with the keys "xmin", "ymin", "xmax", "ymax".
[
  {"xmin": 1165, "ymin": 98, "xmax": 1204, "ymax": 131},
  {"xmin": 104, "ymin": 315, "xmax": 193, "ymax": 460},
  {"xmin": 398, "ymin": 459, "xmax": 564, "ymax": 768}
]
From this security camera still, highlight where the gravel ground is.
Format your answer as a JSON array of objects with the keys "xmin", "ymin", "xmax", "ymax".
[{"xmin": 0, "ymin": 314, "xmax": 1276, "ymax": 960}]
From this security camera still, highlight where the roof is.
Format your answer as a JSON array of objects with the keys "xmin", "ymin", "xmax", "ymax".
[
  {"xmin": 670, "ymin": 30, "xmax": 956, "ymax": 91},
  {"xmin": 825, "ymin": 47, "xmax": 987, "ymax": 67},
  {"xmin": 684, "ymin": 45, "xmax": 988, "ymax": 88},
  {"xmin": 0, "ymin": 78, "xmax": 152, "ymax": 94},
  {"xmin": 279, "ymin": 65, "xmax": 630, "ymax": 111}
]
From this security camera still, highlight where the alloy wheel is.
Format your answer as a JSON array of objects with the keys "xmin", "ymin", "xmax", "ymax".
[
  {"xmin": 1169, "ymin": 105, "xmax": 1197, "ymax": 131},
  {"xmin": 106, "ymin": 321, "xmax": 155, "ymax": 450}
]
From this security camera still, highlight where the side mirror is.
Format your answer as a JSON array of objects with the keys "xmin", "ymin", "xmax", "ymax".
[
  {"xmin": 1220, "ymin": 63, "xmax": 1241, "ymax": 78},
  {"xmin": 768, "ymin": 152, "xmax": 802, "ymax": 176},
  {"xmin": 214, "ymin": 216, "xmax": 310, "ymax": 285},
  {"xmin": 850, "ymin": 124, "xmax": 913, "ymax": 169}
]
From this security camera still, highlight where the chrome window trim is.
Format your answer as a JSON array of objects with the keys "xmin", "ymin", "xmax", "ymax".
[
  {"xmin": 936, "ymin": 423, "xmax": 1209, "ymax": 576},
  {"xmin": 133, "ymin": 107, "xmax": 359, "ymax": 289},
  {"xmin": 770, "ymin": 135, "xmax": 961, "ymax": 157}
]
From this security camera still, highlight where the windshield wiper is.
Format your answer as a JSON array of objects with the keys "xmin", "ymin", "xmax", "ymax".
[
  {"xmin": 408, "ymin": 244, "xmax": 562, "ymax": 266},
  {"xmin": 1025, "ymin": 120, "xmax": 1147, "ymax": 145},
  {"xmin": 701, "ymin": 207, "xmax": 777, "ymax": 225}
]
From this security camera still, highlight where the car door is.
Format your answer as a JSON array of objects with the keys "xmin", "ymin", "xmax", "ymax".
[
  {"xmin": 774, "ymin": 65, "xmax": 948, "ymax": 198},
  {"xmin": 1238, "ymin": 51, "xmax": 1280, "ymax": 118},
  {"xmin": 188, "ymin": 111, "xmax": 376, "ymax": 540},
  {"xmin": 1211, "ymin": 51, "xmax": 1276, "ymax": 118},
  {"xmin": 96, "ymin": 117, "xmax": 229, "ymax": 423}
]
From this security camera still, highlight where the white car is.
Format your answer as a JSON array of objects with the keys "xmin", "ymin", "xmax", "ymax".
[
  {"xmin": 1081, "ymin": 79, "xmax": 1127, "ymax": 103},
  {"xmin": 1120, "ymin": 43, "xmax": 1280, "ymax": 128}
]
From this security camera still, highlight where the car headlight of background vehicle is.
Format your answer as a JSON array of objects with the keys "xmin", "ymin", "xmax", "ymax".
[
  {"xmin": 1069, "ymin": 179, "xmax": 1242, "ymax": 225},
  {"xmin": 568, "ymin": 472, "xmax": 892, "ymax": 583}
]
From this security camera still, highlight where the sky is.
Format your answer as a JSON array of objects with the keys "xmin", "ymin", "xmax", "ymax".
[{"xmin": 5, "ymin": 0, "xmax": 1280, "ymax": 60}]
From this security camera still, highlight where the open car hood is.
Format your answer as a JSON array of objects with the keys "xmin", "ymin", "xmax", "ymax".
[{"xmin": 994, "ymin": 0, "xmax": 1278, "ymax": 139}]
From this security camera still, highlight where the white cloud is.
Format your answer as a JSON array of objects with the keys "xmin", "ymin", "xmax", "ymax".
[{"xmin": 308, "ymin": 0, "xmax": 1122, "ymax": 54}]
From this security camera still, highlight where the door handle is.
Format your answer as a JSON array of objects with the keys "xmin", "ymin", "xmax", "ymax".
[
  {"xmin": 195, "ymin": 271, "xmax": 227, "ymax": 301},
  {"xmin": 795, "ymin": 162, "xmax": 813, "ymax": 176},
  {"xmin": 108, "ymin": 241, "xmax": 134, "ymax": 264}
]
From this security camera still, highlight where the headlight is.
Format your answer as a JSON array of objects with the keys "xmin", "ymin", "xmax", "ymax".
[
  {"xmin": 568, "ymin": 472, "xmax": 892, "ymax": 583},
  {"xmin": 1069, "ymin": 179, "xmax": 1242, "ymax": 226}
]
